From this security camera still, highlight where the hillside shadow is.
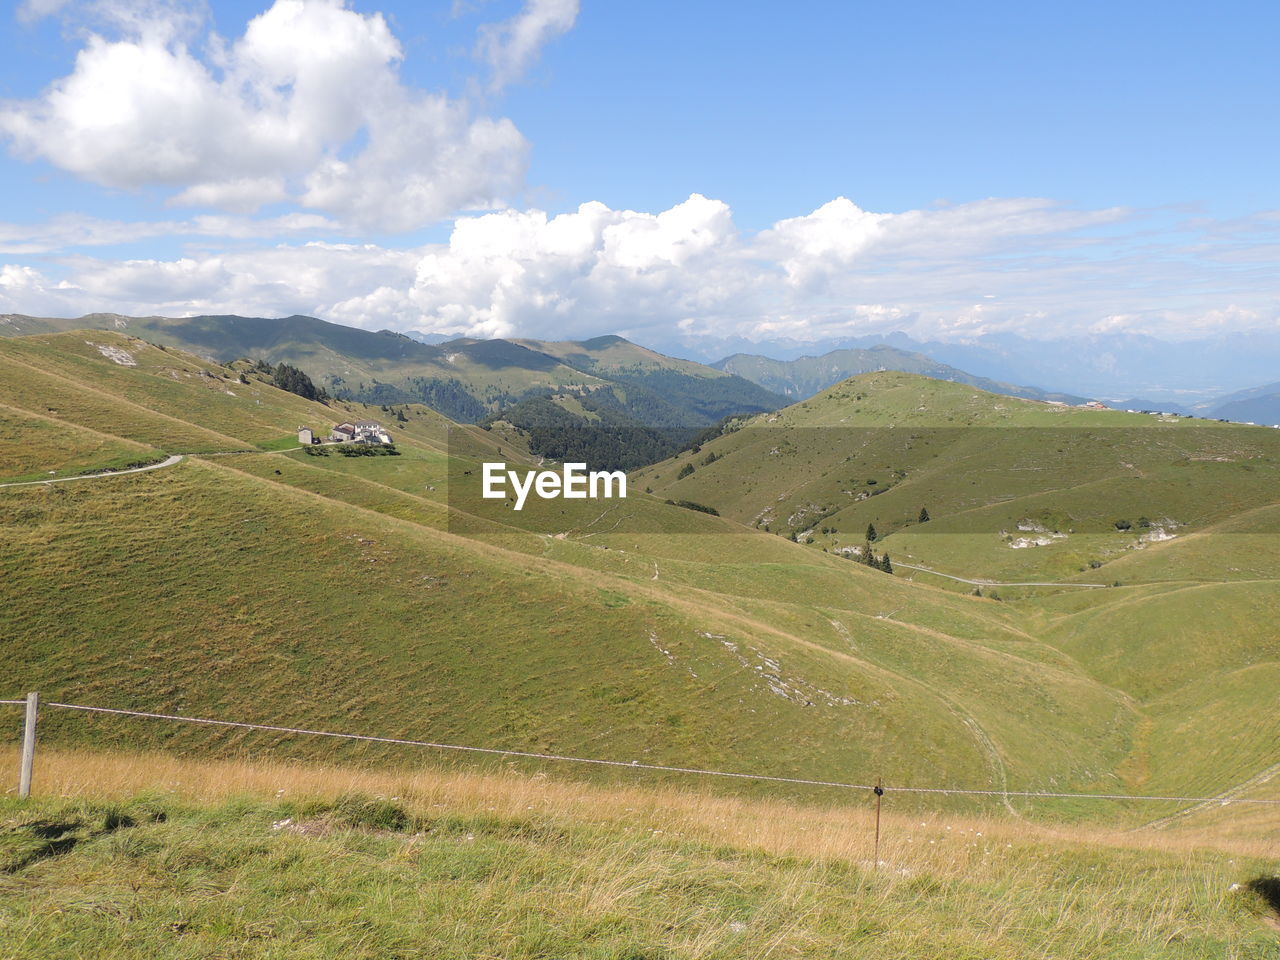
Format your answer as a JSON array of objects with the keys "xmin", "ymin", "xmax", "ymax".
[
  {"xmin": 1248, "ymin": 877, "xmax": 1280, "ymax": 915},
  {"xmin": 3, "ymin": 812, "xmax": 139, "ymax": 874}
]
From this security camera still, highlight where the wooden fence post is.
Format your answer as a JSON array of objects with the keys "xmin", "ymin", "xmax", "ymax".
[{"xmin": 19, "ymin": 692, "xmax": 38, "ymax": 798}]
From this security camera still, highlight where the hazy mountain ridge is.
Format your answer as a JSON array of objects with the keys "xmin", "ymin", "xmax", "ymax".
[
  {"xmin": 1203, "ymin": 381, "xmax": 1280, "ymax": 425},
  {"xmin": 0, "ymin": 313, "xmax": 784, "ymax": 431},
  {"xmin": 7, "ymin": 311, "xmax": 1279, "ymax": 427},
  {"xmin": 714, "ymin": 344, "xmax": 1088, "ymax": 405},
  {"xmin": 664, "ymin": 328, "xmax": 1280, "ymax": 402}
]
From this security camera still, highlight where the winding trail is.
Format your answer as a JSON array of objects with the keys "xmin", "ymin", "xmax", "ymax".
[
  {"xmin": 895, "ymin": 561, "xmax": 1108, "ymax": 589},
  {"xmin": 0, "ymin": 454, "xmax": 184, "ymax": 488},
  {"xmin": 1137, "ymin": 759, "xmax": 1280, "ymax": 831},
  {"xmin": 0, "ymin": 443, "xmax": 328, "ymax": 490}
]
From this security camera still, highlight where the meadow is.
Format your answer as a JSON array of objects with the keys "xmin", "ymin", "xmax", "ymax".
[
  {"xmin": 2, "ymin": 330, "xmax": 1279, "ymax": 957},
  {"xmin": 2, "ymin": 748, "xmax": 1278, "ymax": 960}
]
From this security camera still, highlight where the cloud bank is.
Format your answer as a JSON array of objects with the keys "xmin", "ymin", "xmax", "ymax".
[
  {"xmin": 4, "ymin": 193, "xmax": 1276, "ymax": 345},
  {"xmin": 1, "ymin": 0, "xmax": 529, "ymax": 229}
]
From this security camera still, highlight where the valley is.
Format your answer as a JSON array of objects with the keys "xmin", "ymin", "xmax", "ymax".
[
  {"xmin": 1, "ymin": 327, "xmax": 1279, "ymax": 958},
  {"xmin": 1, "ymin": 329, "xmax": 1276, "ymax": 823}
]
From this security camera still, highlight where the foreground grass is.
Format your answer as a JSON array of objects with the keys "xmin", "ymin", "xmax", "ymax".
[{"xmin": 1, "ymin": 750, "xmax": 1278, "ymax": 959}]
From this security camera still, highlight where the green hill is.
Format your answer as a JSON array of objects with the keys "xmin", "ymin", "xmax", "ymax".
[
  {"xmin": 0, "ymin": 313, "xmax": 784, "ymax": 429},
  {"xmin": 639, "ymin": 371, "xmax": 1280, "ymax": 584},
  {"xmin": 636, "ymin": 371, "xmax": 1280, "ymax": 805},
  {"xmin": 3, "ymin": 337, "xmax": 1280, "ymax": 834}
]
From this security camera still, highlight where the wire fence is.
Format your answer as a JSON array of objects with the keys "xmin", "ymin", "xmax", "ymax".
[{"xmin": 6, "ymin": 696, "xmax": 1280, "ymax": 808}]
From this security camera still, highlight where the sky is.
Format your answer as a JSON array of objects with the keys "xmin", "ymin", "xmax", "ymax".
[{"xmin": 0, "ymin": 0, "xmax": 1277, "ymax": 350}]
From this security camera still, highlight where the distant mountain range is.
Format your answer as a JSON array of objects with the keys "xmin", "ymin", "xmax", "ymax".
[
  {"xmin": 5, "ymin": 312, "xmax": 1279, "ymax": 430},
  {"xmin": 658, "ymin": 329, "xmax": 1280, "ymax": 405},
  {"xmin": 0, "ymin": 313, "xmax": 785, "ymax": 434},
  {"xmin": 1204, "ymin": 381, "xmax": 1280, "ymax": 425},
  {"xmin": 713, "ymin": 345, "xmax": 1088, "ymax": 406}
]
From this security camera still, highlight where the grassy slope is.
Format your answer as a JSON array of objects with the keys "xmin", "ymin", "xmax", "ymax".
[
  {"xmin": 5, "ymin": 336, "xmax": 1280, "ymax": 957},
  {"xmin": 638, "ymin": 372, "xmax": 1280, "ymax": 805},
  {"xmin": 0, "ymin": 312, "xmax": 614, "ymax": 400},
  {"xmin": 518, "ymin": 334, "xmax": 761, "ymax": 385},
  {"xmin": 2, "ymin": 331, "xmax": 1161, "ymax": 815},
  {"xmin": 2, "ymin": 751, "xmax": 1278, "ymax": 960},
  {"xmin": 3, "ymin": 339, "xmax": 1279, "ymax": 822},
  {"xmin": 0, "ymin": 332, "xmax": 497, "ymax": 465},
  {"xmin": 640, "ymin": 371, "xmax": 1280, "ymax": 585}
]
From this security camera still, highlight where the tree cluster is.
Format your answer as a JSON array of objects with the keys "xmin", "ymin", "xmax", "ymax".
[
  {"xmin": 663, "ymin": 499, "xmax": 720, "ymax": 516},
  {"xmin": 264, "ymin": 362, "xmax": 328, "ymax": 403},
  {"xmin": 481, "ymin": 396, "xmax": 685, "ymax": 472},
  {"xmin": 339, "ymin": 377, "xmax": 486, "ymax": 423}
]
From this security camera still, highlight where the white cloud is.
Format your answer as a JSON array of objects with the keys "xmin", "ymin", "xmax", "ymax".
[
  {"xmin": 364, "ymin": 193, "xmax": 754, "ymax": 339},
  {"xmin": 170, "ymin": 178, "xmax": 290, "ymax": 213},
  {"xmin": 5, "ymin": 194, "xmax": 1277, "ymax": 346},
  {"xmin": 17, "ymin": 0, "xmax": 73, "ymax": 23},
  {"xmin": 0, "ymin": 0, "xmax": 527, "ymax": 229},
  {"xmin": 478, "ymin": 0, "xmax": 578, "ymax": 91},
  {"xmin": 759, "ymin": 197, "xmax": 891, "ymax": 286},
  {"xmin": 0, "ymin": 263, "xmax": 87, "ymax": 317},
  {"xmin": 0, "ymin": 212, "xmax": 342, "ymax": 255}
]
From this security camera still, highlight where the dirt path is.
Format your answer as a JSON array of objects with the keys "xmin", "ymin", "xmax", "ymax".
[
  {"xmin": 895, "ymin": 561, "xmax": 1108, "ymax": 589},
  {"xmin": 1137, "ymin": 759, "xmax": 1280, "ymax": 831},
  {"xmin": 0, "ymin": 455, "xmax": 184, "ymax": 488}
]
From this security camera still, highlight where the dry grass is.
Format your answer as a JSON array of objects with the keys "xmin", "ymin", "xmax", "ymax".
[
  {"xmin": 9, "ymin": 746, "xmax": 1277, "ymax": 866},
  {"xmin": 4, "ymin": 748, "xmax": 1279, "ymax": 958}
]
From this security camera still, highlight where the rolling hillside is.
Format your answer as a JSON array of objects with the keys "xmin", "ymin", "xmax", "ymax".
[
  {"xmin": 2, "ymin": 334, "xmax": 1279, "ymax": 832},
  {"xmin": 640, "ymin": 371, "xmax": 1280, "ymax": 582},
  {"xmin": 0, "ymin": 313, "xmax": 784, "ymax": 429},
  {"xmin": 638, "ymin": 372, "xmax": 1280, "ymax": 802}
]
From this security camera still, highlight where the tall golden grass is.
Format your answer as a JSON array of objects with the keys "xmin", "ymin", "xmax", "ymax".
[{"xmin": 6, "ymin": 746, "xmax": 1276, "ymax": 868}]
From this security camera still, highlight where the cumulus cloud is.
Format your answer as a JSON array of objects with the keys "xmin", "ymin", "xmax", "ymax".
[
  {"xmin": 0, "ymin": 0, "xmax": 527, "ymax": 229},
  {"xmin": 331, "ymin": 193, "xmax": 759, "ymax": 338},
  {"xmin": 478, "ymin": 0, "xmax": 578, "ymax": 91},
  {"xmin": 6, "ymin": 193, "xmax": 1276, "ymax": 345}
]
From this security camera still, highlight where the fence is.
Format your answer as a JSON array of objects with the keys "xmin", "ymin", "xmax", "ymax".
[{"xmin": 6, "ymin": 693, "xmax": 1280, "ymax": 816}]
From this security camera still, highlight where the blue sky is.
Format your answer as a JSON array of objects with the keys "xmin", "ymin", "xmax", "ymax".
[{"xmin": 1, "ymin": 0, "xmax": 1277, "ymax": 347}]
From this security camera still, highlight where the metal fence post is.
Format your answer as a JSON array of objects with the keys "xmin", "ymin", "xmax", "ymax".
[
  {"xmin": 873, "ymin": 777, "xmax": 884, "ymax": 869},
  {"xmin": 19, "ymin": 692, "xmax": 38, "ymax": 798}
]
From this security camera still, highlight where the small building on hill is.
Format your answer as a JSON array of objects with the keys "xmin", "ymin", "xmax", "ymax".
[
  {"xmin": 330, "ymin": 419, "xmax": 391, "ymax": 444},
  {"xmin": 298, "ymin": 427, "xmax": 314, "ymax": 445}
]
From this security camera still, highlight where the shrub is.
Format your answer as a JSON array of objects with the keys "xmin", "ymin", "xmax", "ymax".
[{"xmin": 663, "ymin": 499, "xmax": 719, "ymax": 516}]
